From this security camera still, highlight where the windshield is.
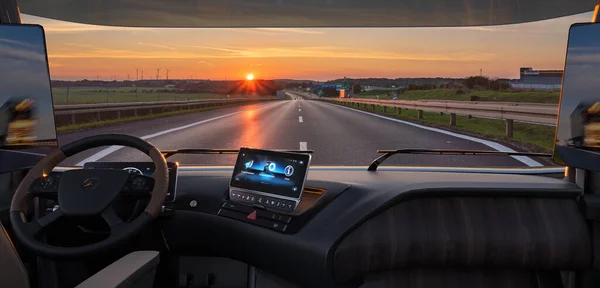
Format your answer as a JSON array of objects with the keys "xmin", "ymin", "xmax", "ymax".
[{"xmin": 19, "ymin": 11, "xmax": 594, "ymax": 168}]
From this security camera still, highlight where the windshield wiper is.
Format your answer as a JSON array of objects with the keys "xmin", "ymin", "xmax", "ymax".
[
  {"xmin": 368, "ymin": 149, "xmax": 552, "ymax": 171},
  {"xmin": 162, "ymin": 149, "xmax": 313, "ymax": 158}
]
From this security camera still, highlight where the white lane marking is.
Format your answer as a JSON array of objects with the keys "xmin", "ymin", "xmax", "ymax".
[
  {"xmin": 299, "ymin": 109, "xmax": 301, "ymax": 112},
  {"xmin": 299, "ymin": 116, "xmax": 303, "ymax": 123},
  {"xmin": 329, "ymin": 103, "xmax": 542, "ymax": 167},
  {"xmin": 300, "ymin": 142, "xmax": 307, "ymax": 151},
  {"xmin": 76, "ymin": 102, "xmax": 281, "ymax": 166}
]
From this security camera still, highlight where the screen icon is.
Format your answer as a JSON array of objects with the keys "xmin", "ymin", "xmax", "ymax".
[
  {"xmin": 264, "ymin": 161, "xmax": 276, "ymax": 172},
  {"xmin": 284, "ymin": 165, "xmax": 294, "ymax": 177},
  {"xmin": 244, "ymin": 160, "xmax": 254, "ymax": 169}
]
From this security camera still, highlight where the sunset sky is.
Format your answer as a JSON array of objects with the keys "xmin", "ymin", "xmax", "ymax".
[{"xmin": 21, "ymin": 11, "xmax": 594, "ymax": 81}]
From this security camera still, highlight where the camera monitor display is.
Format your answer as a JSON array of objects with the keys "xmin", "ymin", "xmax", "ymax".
[
  {"xmin": 554, "ymin": 22, "xmax": 600, "ymax": 165},
  {"xmin": 0, "ymin": 24, "xmax": 57, "ymax": 148}
]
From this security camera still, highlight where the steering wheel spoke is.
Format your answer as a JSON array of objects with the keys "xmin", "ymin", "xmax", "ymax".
[
  {"xmin": 21, "ymin": 209, "xmax": 64, "ymax": 238},
  {"xmin": 101, "ymin": 206, "xmax": 124, "ymax": 228}
]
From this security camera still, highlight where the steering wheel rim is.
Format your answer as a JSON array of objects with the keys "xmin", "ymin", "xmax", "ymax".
[{"xmin": 9, "ymin": 134, "xmax": 169, "ymax": 259}]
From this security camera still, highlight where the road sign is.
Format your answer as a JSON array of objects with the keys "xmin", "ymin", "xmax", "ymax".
[
  {"xmin": 336, "ymin": 83, "xmax": 350, "ymax": 91},
  {"xmin": 392, "ymin": 93, "xmax": 397, "ymax": 100}
]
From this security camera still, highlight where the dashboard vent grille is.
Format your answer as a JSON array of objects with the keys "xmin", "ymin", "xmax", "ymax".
[{"xmin": 304, "ymin": 186, "xmax": 326, "ymax": 195}]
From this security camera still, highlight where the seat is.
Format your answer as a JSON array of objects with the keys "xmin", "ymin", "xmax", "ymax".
[{"xmin": 0, "ymin": 221, "xmax": 159, "ymax": 288}]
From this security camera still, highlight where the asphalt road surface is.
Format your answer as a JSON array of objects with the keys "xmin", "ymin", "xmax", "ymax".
[{"xmin": 56, "ymin": 99, "xmax": 542, "ymax": 167}]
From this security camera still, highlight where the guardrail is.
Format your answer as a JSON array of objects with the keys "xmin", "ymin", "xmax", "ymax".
[
  {"xmin": 53, "ymin": 98, "xmax": 276, "ymax": 127},
  {"xmin": 288, "ymin": 91, "xmax": 558, "ymax": 138}
]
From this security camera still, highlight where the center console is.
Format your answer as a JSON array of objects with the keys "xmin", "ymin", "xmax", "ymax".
[
  {"xmin": 228, "ymin": 148, "xmax": 311, "ymax": 212},
  {"xmin": 219, "ymin": 148, "xmax": 314, "ymax": 233}
]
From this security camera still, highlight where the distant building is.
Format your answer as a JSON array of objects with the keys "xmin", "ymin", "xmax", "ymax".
[
  {"xmin": 519, "ymin": 67, "xmax": 563, "ymax": 85},
  {"xmin": 165, "ymin": 84, "xmax": 175, "ymax": 88}
]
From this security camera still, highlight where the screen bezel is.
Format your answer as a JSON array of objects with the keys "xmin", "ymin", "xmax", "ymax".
[
  {"xmin": 553, "ymin": 22, "xmax": 600, "ymax": 168},
  {"xmin": 229, "ymin": 148, "xmax": 311, "ymax": 201},
  {"xmin": 0, "ymin": 24, "xmax": 58, "ymax": 149}
]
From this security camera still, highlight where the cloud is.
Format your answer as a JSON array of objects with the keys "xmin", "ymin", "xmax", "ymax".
[
  {"xmin": 174, "ymin": 44, "xmax": 247, "ymax": 54},
  {"xmin": 197, "ymin": 61, "xmax": 215, "ymax": 66},
  {"xmin": 0, "ymin": 38, "xmax": 41, "ymax": 49},
  {"xmin": 568, "ymin": 53, "xmax": 600, "ymax": 64},
  {"xmin": 0, "ymin": 43, "xmax": 46, "ymax": 63},
  {"xmin": 137, "ymin": 42, "xmax": 176, "ymax": 50},
  {"xmin": 47, "ymin": 44, "xmax": 493, "ymax": 62}
]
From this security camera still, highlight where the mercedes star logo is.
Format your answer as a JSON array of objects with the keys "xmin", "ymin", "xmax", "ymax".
[{"xmin": 81, "ymin": 177, "xmax": 100, "ymax": 190}]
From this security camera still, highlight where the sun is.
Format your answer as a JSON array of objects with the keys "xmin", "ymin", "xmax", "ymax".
[{"xmin": 246, "ymin": 74, "xmax": 254, "ymax": 80}]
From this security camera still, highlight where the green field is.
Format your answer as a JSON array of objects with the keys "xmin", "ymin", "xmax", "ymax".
[
  {"xmin": 52, "ymin": 87, "xmax": 233, "ymax": 105},
  {"xmin": 332, "ymin": 100, "xmax": 555, "ymax": 153},
  {"xmin": 356, "ymin": 88, "xmax": 560, "ymax": 104}
]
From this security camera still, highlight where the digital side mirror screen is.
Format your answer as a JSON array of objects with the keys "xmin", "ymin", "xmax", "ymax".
[{"xmin": 554, "ymin": 22, "xmax": 600, "ymax": 169}]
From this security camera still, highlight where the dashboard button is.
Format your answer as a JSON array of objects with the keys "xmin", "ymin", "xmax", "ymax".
[
  {"xmin": 270, "ymin": 222, "xmax": 287, "ymax": 232},
  {"xmin": 222, "ymin": 201, "xmax": 253, "ymax": 213},
  {"xmin": 275, "ymin": 201, "xmax": 281, "ymax": 207},
  {"xmin": 218, "ymin": 208, "xmax": 287, "ymax": 232},
  {"xmin": 256, "ymin": 197, "xmax": 263, "ymax": 204},
  {"xmin": 258, "ymin": 211, "xmax": 291, "ymax": 224}
]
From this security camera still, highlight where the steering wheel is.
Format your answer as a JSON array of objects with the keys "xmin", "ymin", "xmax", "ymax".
[{"xmin": 9, "ymin": 134, "xmax": 169, "ymax": 259}]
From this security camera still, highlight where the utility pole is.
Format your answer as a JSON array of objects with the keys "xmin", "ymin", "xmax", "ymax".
[
  {"xmin": 156, "ymin": 68, "xmax": 161, "ymax": 80},
  {"xmin": 480, "ymin": 69, "xmax": 483, "ymax": 77}
]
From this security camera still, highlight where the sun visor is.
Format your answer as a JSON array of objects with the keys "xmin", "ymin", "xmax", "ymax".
[{"xmin": 18, "ymin": 0, "xmax": 597, "ymax": 28}]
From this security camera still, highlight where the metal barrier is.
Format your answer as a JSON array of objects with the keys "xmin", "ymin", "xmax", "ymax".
[
  {"xmin": 53, "ymin": 98, "xmax": 276, "ymax": 126},
  {"xmin": 288, "ymin": 91, "xmax": 558, "ymax": 137}
]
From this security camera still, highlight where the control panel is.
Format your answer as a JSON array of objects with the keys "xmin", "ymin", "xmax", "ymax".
[
  {"xmin": 217, "ymin": 201, "xmax": 292, "ymax": 232},
  {"xmin": 229, "ymin": 190, "xmax": 296, "ymax": 212}
]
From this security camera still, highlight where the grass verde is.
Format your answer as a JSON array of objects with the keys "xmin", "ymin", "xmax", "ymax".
[{"xmin": 340, "ymin": 88, "xmax": 558, "ymax": 153}]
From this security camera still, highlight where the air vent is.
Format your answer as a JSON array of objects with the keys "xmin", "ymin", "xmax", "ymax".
[{"xmin": 304, "ymin": 186, "xmax": 326, "ymax": 195}]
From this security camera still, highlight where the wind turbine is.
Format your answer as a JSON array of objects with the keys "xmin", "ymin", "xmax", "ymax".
[
  {"xmin": 140, "ymin": 70, "xmax": 144, "ymax": 80},
  {"xmin": 166, "ymin": 69, "xmax": 170, "ymax": 81},
  {"xmin": 156, "ymin": 68, "xmax": 161, "ymax": 80},
  {"xmin": 136, "ymin": 68, "xmax": 139, "ymax": 80}
]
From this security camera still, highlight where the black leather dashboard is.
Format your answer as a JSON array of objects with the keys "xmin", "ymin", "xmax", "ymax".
[{"xmin": 148, "ymin": 166, "xmax": 588, "ymax": 288}]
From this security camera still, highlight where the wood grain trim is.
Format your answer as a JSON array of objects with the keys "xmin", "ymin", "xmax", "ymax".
[{"xmin": 333, "ymin": 197, "xmax": 592, "ymax": 284}]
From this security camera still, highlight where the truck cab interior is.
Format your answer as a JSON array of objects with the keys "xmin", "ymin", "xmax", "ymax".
[{"xmin": 2, "ymin": 1, "xmax": 600, "ymax": 288}]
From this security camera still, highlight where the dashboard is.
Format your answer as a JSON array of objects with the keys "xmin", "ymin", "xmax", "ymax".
[{"xmin": 55, "ymin": 154, "xmax": 590, "ymax": 288}]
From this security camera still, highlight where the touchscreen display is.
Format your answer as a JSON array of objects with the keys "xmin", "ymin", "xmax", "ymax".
[{"xmin": 230, "ymin": 148, "xmax": 311, "ymax": 199}]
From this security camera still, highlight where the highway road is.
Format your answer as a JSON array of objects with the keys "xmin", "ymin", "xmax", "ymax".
[{"xmin": 56, "ymin": 99, "xmax": 543, "ymax": 167}]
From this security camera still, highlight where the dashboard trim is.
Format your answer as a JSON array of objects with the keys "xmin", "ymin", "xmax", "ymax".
[{"xmin": 53, "ymin": 165, "xmax": 566, "ymax": 175}]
